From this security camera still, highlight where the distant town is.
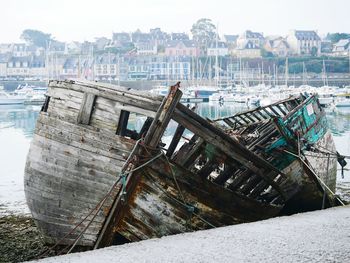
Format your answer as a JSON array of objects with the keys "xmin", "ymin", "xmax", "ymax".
[{"xmin": 0, "ymin": 18, "xmax": 350, "ymax": 85}]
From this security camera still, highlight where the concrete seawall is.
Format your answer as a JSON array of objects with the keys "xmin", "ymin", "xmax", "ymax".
[{"xmin": 34, "ymin": 205, "xmax": 350, "ymax": 263}]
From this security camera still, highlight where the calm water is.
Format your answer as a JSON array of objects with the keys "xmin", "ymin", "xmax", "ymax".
[{"xmin": 0, "ymin": 103, "xmax": 349, "ymax": 215}]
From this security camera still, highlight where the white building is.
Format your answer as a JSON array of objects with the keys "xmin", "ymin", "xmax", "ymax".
[
  {"xmin": 207, "ymin": 42, "xmax": 229, "ymax": 56},
  {"xmin": 0, "ymin": 62, "xmax": 7, "ymax": 77},
  {"xmin": 0, "ymin": 44, "xmax": 13, "ymax": 54},
  {"xmin": 333, "ymin": 39, "xmax": 350, "ymax": 56},
  {"xmin": 233, "ymin": 41, "xmax": 261, "ymax": 58},
  {"xmin": 6, "ymin": 57, "xmax": 31, "ymax": 77},
  {"xmin": 135, "ymin": 42, "xmax": 158, "ymax": 56},
  {"xmin": 93, "ymin": 54, "xmax": 120, "ymax": 80},
  {"xmin": 12, "ymin": 44, "xmax": 34, "ymax": 57},
  {"xmin": 149, "ymin": 60, "xmax": 191, "ymax": 80},
  {"xmin": 286, "ymin": 30, "xmax": 321, "ymax": 56},
  {"xmin": 264, "ymin": 37, "xmax": 291, "ymax": 57},
  {"xmin": 237, "ymin": 30, "xmax": 264, "ymax": 49}
]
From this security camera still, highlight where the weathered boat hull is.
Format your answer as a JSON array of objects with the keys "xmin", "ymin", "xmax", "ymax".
[{"xmin": 24, "ymin": 80, "xmax": 338, "ymax": 249}]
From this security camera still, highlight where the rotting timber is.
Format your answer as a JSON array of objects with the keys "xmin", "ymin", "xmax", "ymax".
[{"xmin": 24, "ymin": 80, "xmax": 339, "ymax": 250}]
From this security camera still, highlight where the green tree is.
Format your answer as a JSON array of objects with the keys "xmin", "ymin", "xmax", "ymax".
[
  {"xmin": 310, "ymin": 47, "xmax": 318, "ymax": 57},
  {"xmin": 20, "ymin": 29, "xmax": 52, "ymax": 48},
  {"xmin": 326, "ymin": 33, "xmax": 350, "ymax": 44},
  {"xmin": 191, "ymin": 18, "xmax": 216, "ymax": 50},
  {"xmin": 261, "ymin": 48, "xmax": 274, "ymax": 58}
]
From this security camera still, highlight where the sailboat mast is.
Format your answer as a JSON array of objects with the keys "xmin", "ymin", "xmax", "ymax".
[
  {"xmin": 261, "ymin": 61, "xmax": 264, "ymax": 85},
  {"xmin": 348, "ymin": 49, "xmax": 350, "ymax": 74},
  {"xmin": 285, "ymin": 57, "xmax": 289, "ymax": 87},
  {"xmin": 117, "ymin": 55, "xmax": 120, "ymax": 86},
  {"xmin": 239, "ymin": 56, "xmax": 242, "ymax": 86},
  {"xmin": 209, "ymin": 56, "xmax": 212, "ymax": 86},
  {"xmin": 215, "ymin": 24, "xmax": 219, "ymax": 88},
  {"xmin": 322, "ymin": 59, "xmax": 328, "ymax": 86}
]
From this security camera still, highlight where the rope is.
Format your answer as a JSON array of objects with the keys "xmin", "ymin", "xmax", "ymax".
[
  {"xmin": 311, "ymin": 144, "xmax": 350, "ymax": 159},
  {"xmin": 164, "ymin": 154, "xmax": 194, "ymax": 229},
  {"xmin": 164, "ymin": 154, "xmax": 186, "ymax": 202},
  {"xmin": 305, "ymin": 145, "xmax": 348, "ymax": 178},
  {"xmin": 322, "ymin": 153, "xmax": 330, "ymax": 209}
]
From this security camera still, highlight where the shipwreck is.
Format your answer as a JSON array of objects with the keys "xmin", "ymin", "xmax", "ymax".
[{"xmin": 24, "ymin": 80, "xmax": 342, "ymax": 251}]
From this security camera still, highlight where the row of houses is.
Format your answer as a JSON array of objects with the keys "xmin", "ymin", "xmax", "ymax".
[
  {"xmin": 108, "ymin": 29, "xmax": 350, "ymax": 58},
  {"xmin": 108, "ymin": 29, "xmax": 326, "ymax": 58},
  {"xmin": 0, "ymin": 54, "xmax": 195, "ymax": 81},
  {"xmin": 2, "ymin": 29, "xmax": 350, "ymax": 61}
]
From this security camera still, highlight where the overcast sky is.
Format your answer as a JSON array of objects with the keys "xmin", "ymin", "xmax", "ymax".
[{"xmin": 1, "ymin": 0, "xmax": 349, "ymax": 43}]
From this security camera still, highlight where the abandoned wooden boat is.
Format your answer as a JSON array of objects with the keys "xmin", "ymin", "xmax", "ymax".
[{"xmin": 24, "ymin": 80, "xmax": 339, "ymax": 250}]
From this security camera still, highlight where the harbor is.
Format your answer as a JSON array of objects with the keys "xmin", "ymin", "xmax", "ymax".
[
  {"xmin": 1, "ymin": 1, "xmax": 350, "ymax": 261},
  {"xmin": 0, "ymin": 83, "xmax": 47, "ymax": 105}
]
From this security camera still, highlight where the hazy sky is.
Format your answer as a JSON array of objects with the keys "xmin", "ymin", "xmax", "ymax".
[{"xmin": 1, "ymin": 0, "xmax": 349, "ymax": 43}]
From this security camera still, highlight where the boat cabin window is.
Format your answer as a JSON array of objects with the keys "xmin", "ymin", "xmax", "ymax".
[{"xmin": 116, "ymin": 110, "xmax": 153, "ymax": 140}]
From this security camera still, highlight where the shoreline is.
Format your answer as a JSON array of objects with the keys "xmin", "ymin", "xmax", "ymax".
[{"xmin": 0, "ymin": 214, "xmax": 54, "ymax": 263}]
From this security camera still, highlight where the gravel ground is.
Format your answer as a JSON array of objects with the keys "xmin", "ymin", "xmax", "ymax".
[{"xmin": 0, "ymin": 215, "xmax": 55, "ymax": 263}]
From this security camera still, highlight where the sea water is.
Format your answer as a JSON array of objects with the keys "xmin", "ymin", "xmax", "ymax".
[{"xmin": 0, "ymin": 103, "xmax": 349, "ymax": 215}]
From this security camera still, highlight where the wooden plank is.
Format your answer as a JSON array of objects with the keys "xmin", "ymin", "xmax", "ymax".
[
  {"xmin": 248, "ymin": 180, "xmax": 269, "ymax": 199},
  {"xmin": 37, "ymin": 113, "xmax": 135, "ymax": 151},
  {"xmin": 47, "ymin": 86, "xmax": 84, "ymax": 100},
  {"xmin": 228, "ymin": 169, "xmax": 253, "ymax": 190},
  {"xmin": 29, "ymin": 136, "xmax": 124, "ymax": 178},
  {"xmin": 239, "ymin": 174, "xmax": 265, "ymax": 195},
  {"xmin": 268, "ymin": 106, "xmax": 281, "ymax": 116},
  {"xmin": 276, "ymin": 104, "xmax": 287, "ymax": 116},
  {"xmin": 231, "ymin": 117, "xmax": 244, "ymax": 126},
  {"xmin": 51, "ymin": 80, "xmax": 162, "ymax": 113},
  {"xmin": 212, "ymin": 96, "xmax": 297, "ymax": 122},
  {"xmin": 223, "ymin": 118, "xmax": 235, "ymax": 128},
  {"xmin": 35, "ymin": 121, "xmax": 133, "ymax": 162},
  {"xmin": 243, "ymin": 113, "xmax": 256, "ymax": 123},
  {"xmin": 250, "ymin": 112, "xmax": 262, "ymax": 121},
  {"xmin": 77, "ymin": 93, "xmax": 96, "ymax": 125},
  {"xmin": 178, "ymin": 138, "xmax": 205, "ymax": 168},
  {"xmin": 212, "ymin": 164, "xmax": 236, "ymax": 185},
  {"xmin": 144, "ymin": 82, "xmax": 182, "ymax": 148},
  {"xmin": 236, "ymin": 115, "xmax": 250, "ymax": 124},
  {"xmin": 256, "ymin": 110, "xmax": 267, "ymax": 119},
  {"xmin": 197, "ymin": 160, "xmax": 218, "ymax": 179},
  {"xmin": 261, "ymin": 107, "xmax": 273, "ymax": 117},
  {"xmin": 95, "ymin": 82, "xmax": 182, "ymax": 248},
  {"xmin": 166, "ymin": 124, "xmax": 185, "ymax": 157}
]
